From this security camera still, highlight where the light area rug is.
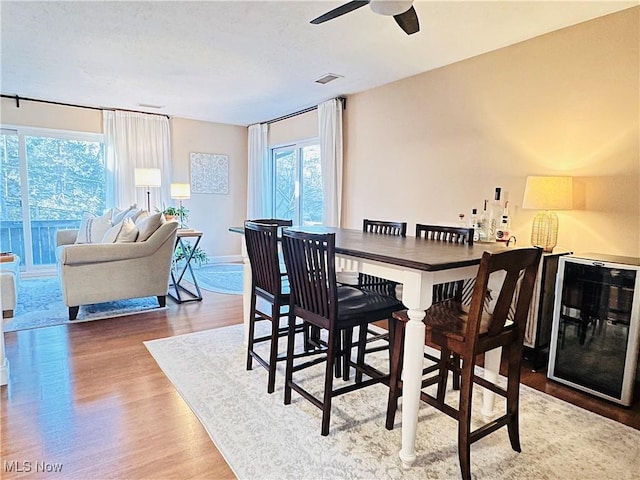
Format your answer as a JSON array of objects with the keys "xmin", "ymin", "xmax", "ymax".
[
  {"xmin": 192, "ymin": 263, "xmax": 243, "ymax": 295},
  {"xmin": 144, "ymin": 323, "xmax": 640, "ymax": 480},
  {"xmin": 4, "ymin": 276, "xmax": 167, "ymax": 332}
]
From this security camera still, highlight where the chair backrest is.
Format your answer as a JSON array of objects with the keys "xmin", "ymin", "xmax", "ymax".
[
  {"xmin": 363, "ymin": 219, "xmax": 407, "ymax": 237},
  {"xmin": 415, "ymin": 224, "xmax": 474, "ymax": 245},
  {"xmin": 282, "ymin": 230, "xmax": 338, "ymax": 326},
  {"xmin": 244, "ymin": 221, "xmax": 284, "ymax": 298},
  {"xmin": 466, "ymin": 247, "xmax": 542, "ymax": 340},
  {"xmin": 250, "ymin": 218, "xmax": 293, "ymax": 227}
]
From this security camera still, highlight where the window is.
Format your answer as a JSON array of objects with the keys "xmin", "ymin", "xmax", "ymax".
[
  {"xmin": 0, "ymin": 127, "xmax": 105, "ymax": 272},
  {"xmin": 272, "ymin": 141, "xmax": 322, "ymax": 225}
]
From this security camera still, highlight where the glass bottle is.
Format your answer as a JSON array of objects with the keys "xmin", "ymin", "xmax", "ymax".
[
  {"xmin": 488, "ymin": 187, "xmax": 502, "ymax": 241},
  {"xmin": 477, "ymin": 200, "xmax": 489, "ymax": 242},
  {"xmin": 496, "ymin": 200, "xmax": 510, "ymax": 242},
  {"xmin": 470, "ymin": 208, "xmax": 479, "ymax": 242}
]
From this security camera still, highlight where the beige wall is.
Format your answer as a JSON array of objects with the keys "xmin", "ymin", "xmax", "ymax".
[
  {"xmin": 170, "ymin": 117, "xmax": 247, "ymax": 257},
  {"xmin": 343, "ymin": 7, "xmax": 639, "ymax": 257},
  {"xmin": 268, "ymin": 109, "xmax": 318, "ymax": 146},
  {"xmin": 0, "ymin": 99, "xmax": 248, "ymax": 259},
  {"xmin": 1, "ymin": 97, "xmax": 102, "ymax": 133}
]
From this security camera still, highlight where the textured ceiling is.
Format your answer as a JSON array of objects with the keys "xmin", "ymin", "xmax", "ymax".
[{"xmin": 1, "ymin": 1, "xmax": 637, "ymax": 126}]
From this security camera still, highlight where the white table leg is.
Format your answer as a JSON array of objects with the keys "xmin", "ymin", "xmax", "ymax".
[
  {"xmin": 481, "ymin": 347, "xmax": 502, "ymax": 417},
  {"xmin": 399, "ymin": 307, "xmax": 426, "ymax": 469}
]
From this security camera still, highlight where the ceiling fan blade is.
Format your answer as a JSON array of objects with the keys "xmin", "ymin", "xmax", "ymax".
[
  {"xmin": 393, "ymin": 6, "xmax": 419, "ymax": 35},
  {"xmin": 310, "ymin": 1, "xmax": 370, "ymax": 25}
]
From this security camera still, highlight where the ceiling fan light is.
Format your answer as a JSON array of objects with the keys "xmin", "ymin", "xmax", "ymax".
[{"xmin": 369, "ymin": 0, "xmax": 413, "ymax": 16}]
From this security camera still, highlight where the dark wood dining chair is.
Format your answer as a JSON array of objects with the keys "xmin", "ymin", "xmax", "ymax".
[
  {"xmin": 359, "ymin": 219, "xmax": 407, "ymax": 297},
  {"xmin": 415, "ymin": 223, "xmax": 474, "ymax": 245},
  {"xmin": 281, "ymin": 229, "xmax": 404, "ymax": 436},
  {"xmin": 250, "ymin": 218, "xmax": 294, "ymax": 227},
  {"xmin": 244, "ymin": 219, "xmax": 303, "ymax": 394},
  {"xmin": 386, "ymin": 247, "xmax": 542, "ymax": 480},
  {"xmin": 347, "ymin": 219, "xmax": 408, "ymax": 381},
  {"xmin": 416, "ymin": 223, "xmax": 475, "ymax": 304}
]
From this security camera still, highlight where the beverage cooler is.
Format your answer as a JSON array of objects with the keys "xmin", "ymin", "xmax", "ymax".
[{"xmin": 548, "ymin": 253, "xmax": 640, "ymax": 406}]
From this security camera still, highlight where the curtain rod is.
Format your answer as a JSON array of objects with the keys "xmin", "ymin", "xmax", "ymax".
[
  {"xmin": 265, "ymin": 96, "xmax": 346, "ymax": 125},
  {"xmin": 0, "ymin": 94, "xmax": 171, "ymax": 119}
]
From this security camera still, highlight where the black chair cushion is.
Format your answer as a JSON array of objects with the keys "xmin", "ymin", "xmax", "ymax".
[{"xmin": 337, "ymin": 286, "xmax": 405, "ymax": 327}]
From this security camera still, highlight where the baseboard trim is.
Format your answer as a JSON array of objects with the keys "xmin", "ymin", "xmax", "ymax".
[
  {"xmin": 0, "ymin": 357, "xmax": 9, "ymax": 386},
  {"xmin": 206, "ymin": 255, "xmax": 243, "ymax": 264}
]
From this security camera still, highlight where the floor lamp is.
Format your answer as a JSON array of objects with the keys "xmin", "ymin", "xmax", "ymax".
[
  {"xmin": 522, "ymin": 176, "xmax": 573, "ymax": 253},
  {"xmin": 170, "ymin": 183, "xmax": 191, "ymax": 228},
  {"xmin": 134, "ymin": 168, "xmax": 162, "ymax": 212}
]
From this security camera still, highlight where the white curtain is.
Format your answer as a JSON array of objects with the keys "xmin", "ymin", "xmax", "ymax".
[
  {"xmin": 247, "ymin": 123, "xmax": 271, "ymax": 219},
  {"xmin": 318, "ymin": 98, "xmax": 343, "ymax": 227},
  {"xmin": 103, "ymin": 110, "xmax": 172, "ymax": 211}
]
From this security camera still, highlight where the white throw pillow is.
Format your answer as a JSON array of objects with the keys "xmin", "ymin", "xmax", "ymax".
[
  {"xmin": 124, "ymin": 208, "xmax": 144, "ymax": 223},
  {"xmin": 136, "ymin": 212, "xmax": 163, "ymax": 242},
  {"xmin": 117, "ymin": 217, "xmax": 139, "ymax": 242},
  {"xmin": 102, "ymin": 218, "xmax": 139, "ymax": 243},
  {"xmin": 101, "ymin": 221, "xmax": 124, "ymax": 243},
  {"xmin": 112, "ymin": 204, "xmax": 137, "ymax": 224},
  {"xmin": 75, "ymin": 212, "xmax": 112, "ymax": 244}
]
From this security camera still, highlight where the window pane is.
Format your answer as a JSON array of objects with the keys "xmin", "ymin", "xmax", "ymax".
[
  {"xmin": 26, "ymin": 136, "xmax": 105, "ymax": 265},
  {"xmin": 301, "ymin": 145, "xmax": 323, "ymax": 225},
  {"xmin": 273, "ymin": 148, "xmax": 296, "ymax": 221},
  {"xmin": 0, "ymin": 131, "xmax": 24, "ymax": 262}
]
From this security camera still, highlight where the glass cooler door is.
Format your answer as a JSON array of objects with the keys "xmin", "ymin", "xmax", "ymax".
[{"xmin": 548, "ymin": 255, "xmax": 640, "ymax": 406}]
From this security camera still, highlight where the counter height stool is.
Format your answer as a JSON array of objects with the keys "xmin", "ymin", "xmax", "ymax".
[
  {"xmin": 282, "ymin": 229, "xmax": 405, "ymax": 436},
  {"xmin": 244, "ymin": 219, "xmax": 307, "ymax": 394},
  {"xmin": 386, "ymin": 247, "xmax": 542, "ymax": 480}
]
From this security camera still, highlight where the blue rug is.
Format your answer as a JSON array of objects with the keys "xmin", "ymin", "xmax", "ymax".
[
  {"xmin": 192, "ymin": 263, "xmax": 243, "ymax": 295},
  {"xmin": 4, "ymin": 277, "xmax": 166, "ymax": 332}
]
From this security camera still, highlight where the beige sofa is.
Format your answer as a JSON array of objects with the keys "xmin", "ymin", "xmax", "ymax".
[{"xmin": 56, "ymin": 221, "xmax": 178, "ymax": 320}]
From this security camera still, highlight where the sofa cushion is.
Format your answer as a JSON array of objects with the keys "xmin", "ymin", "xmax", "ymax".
[
  {"xmin": 75, "ymin": 212, "xmax": 112, "ymax": 244},
  {"xmin": 136, "ymin": 212, "xmax": 164, "ymax": 242},
  {"xmin": 102, "ymin": 217, "xmax": 139, "ymax": 243},
  {"xmin": 111, "ymin": 204, "xmax": 137, "ymax": 224}
]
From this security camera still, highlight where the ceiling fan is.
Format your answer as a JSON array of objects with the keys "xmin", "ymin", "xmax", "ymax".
[{"xmin": 310, "ymin": 1, "xmax": 420, "ymax": 35}]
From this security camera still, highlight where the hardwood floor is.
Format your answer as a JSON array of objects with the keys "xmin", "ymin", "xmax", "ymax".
[{"xmin": 2, "ymin": 291, "xmax": 639, "ymax": 479}]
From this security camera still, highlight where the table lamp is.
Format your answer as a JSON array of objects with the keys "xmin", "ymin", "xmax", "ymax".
[
  {"xmin": 522, "ymin": 176, "xmax": 573, "ymax": 253},
  {"xmin": 134, "ymin": 168, "xmax": 162, "ymax": 212},
  {"xmin": 170, "ymin": 183, "xmax": 191, "ymax": 228}
]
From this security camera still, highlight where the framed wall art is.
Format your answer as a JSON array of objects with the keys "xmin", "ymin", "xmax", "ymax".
[{"xmin": 190, "ymin": 152, "xmax": 229, "ymax": 194}]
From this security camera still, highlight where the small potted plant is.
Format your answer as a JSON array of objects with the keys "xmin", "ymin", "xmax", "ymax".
[{"xmin": 160, "ymin": 205, "xmax": 189, "ymax": 226}]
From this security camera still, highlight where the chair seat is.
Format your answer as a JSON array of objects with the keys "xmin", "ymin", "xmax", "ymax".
[
  {"xmin": 337, "ymin": 286, "xmax": 404, "ymax": 326},
  {"xmin": 394, "ymin": 299, "xmax": 514, "ymax": 342}
]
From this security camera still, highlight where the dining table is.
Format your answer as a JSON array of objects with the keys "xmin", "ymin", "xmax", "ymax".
[{"xmin": 230, "ymin": 225, "xmax": 511, "ymax": 469}]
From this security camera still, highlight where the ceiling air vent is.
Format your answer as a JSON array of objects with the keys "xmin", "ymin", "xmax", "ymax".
[{"xmin": 315, "ymin": 73, "xmax": 343, "ymax": 85}]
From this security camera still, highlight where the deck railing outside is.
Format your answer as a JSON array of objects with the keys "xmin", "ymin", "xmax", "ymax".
[{"xmin": 0, "ymin": 220, "xmax": 80, "ymax": 266}]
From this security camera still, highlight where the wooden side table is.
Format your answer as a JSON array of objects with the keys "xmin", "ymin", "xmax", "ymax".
[{"xmin": 168, "ymin": 230, "xmax": 203, "ymax": 303}]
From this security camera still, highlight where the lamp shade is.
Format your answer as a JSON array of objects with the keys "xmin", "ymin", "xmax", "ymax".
[
  {"xmin": 134, "ymin": 168, "xmax": 162, "ymax": 188},
  {"xmin": 522, "ymin": 176, "xmax": 573, "ymax": 253},
  {"xmin": 170, "ymin": 183, "xmax": 191, "ymax": 200},
  {"xmin": 522, "ymin": 176, "xmax": 573, "ymax": 211}
]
